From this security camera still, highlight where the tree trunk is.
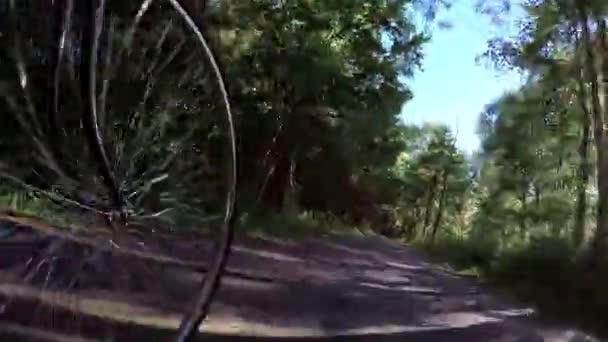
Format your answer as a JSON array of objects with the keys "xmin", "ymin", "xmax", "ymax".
[
  {"xmin": 258, "ymin": 126, "xmax": 294, "ymax": 211},
  {"xmin": 578, "ymin": 8, "xmax": 608, "ymax": 263},
  {"xmin": 573, "ymin": 65, "xmax": 591, "ymax": 248},
  {"xmin": 519, "ymin": 179, "xmax": 528, "ymax": 236},
  {"xmin": 574, "ymin": 125, "xmax": 591, "ymax": 247},
  {"xmin": 406, "ymin": 207, "xmax": 421, "ymax": 241},
  {"xmin": 430, "ymin": 171, "xmax": 448, "ymax": 243},
  {"xmin": 534, "ymin": 183, "xmax": 540, "ymax": 209},
  {"xmin": 423, "ymin": 173, "xmax": 438, "ymax": 232},
  {"xmin": 595, "ymin": 149, "xmax": 608, "ymax": 258},
  {"xmin": 260, "ymin": 154, "xmax": 290, "ymax": 210},
  {"xmin": 593, "ymin": 17, "xmax": 608, "ymax": 263},
  {"xmin": 282, "ymin": 150, "xmax": 300, "ymax": 215}
]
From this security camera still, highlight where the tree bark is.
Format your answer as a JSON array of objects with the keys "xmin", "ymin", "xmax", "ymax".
[
  {"xmin": 430, "ymin": 171, "xmax": 448, "ymax": 243},
  {"xmin": 578, "ymin": 7, "xmax": 608, "ymax": 263},
  {"xmin": 519, "ymin": 177, "xmax": 528, "ymax": 236},
  {"xmin": 260, "ymin": 154, "xmax": 289, "ymax": 210},
  {"xmin": 406, "ymin": 207, "xmax": 421, "ymax": 241},
  {"xmin": 573, "ymin": 62, "xmax": 591, "ymax": 248},
  {"xmin": 282, "ymin": 150, "xmax": 300, "ymax": 215},
  {"xmin": 534, "ymin": 183, "xmax": 540, "ymax": 209},
  {"xmin": 257, "ymin": 121, "xmax": 292, "ymax": 211},
  {"xmin": 423, "ymin": 173, "xmax": 438, "ymax": 232}
]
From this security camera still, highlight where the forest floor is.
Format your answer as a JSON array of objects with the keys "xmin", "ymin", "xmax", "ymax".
[{"xmin": 0, "ymin": 212, "xmax": 601, "ymax": 341}]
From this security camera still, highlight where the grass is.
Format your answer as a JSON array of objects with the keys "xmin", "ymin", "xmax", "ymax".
[
  {"xmin": 0, "ymin": 192, "xmax": 47, "ymax": 215},
  {"xmin": 1, "ymin": 190, "xmax": 374, "ymax": 242},
  {"xmin": 0, "ymin": 192, "xmax": 78, "ymax": 227}
]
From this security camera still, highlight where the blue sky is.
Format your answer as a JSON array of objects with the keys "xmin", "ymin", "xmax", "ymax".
[{"xmin": 401, "ymin": 0, "xmax": 525, "ymax": 153}]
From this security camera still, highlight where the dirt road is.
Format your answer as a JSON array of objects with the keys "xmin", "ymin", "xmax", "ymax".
[
  {"xmin": 0, "ymin": 217, "xmax": 601, "ymax": 341},
  {"xmin": 199, "ymin": 234, "xmax": 598, "ymax": 341}
]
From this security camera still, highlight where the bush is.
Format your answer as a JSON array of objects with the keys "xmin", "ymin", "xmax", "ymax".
[
  {"xmin": 238, "ymin": 210, "xmax": 363, "ymax": 238},
  {"xmin": 419, "ymin": 233, "xmax": 608, "ymax": 337},
  {"xmin": 484, "ymin": 237, "xmax": 608, "ymax": 334},
  {"xmin": 421, "ymin": 236, "xmax": 499, "ymax": 271},
  {"xmin": 488, "ymin": 236, "xmax": 576, "ymax": 299}
]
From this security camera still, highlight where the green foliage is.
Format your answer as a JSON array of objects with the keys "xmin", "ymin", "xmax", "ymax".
[
  {"xmin": 470, "ymin": 0, "xmax": 608, "ymax": 254},
  {"xmin": 418, "ymin": 1, "xmax": 608, "ymax": 335},
  {"xmin": 198, "ymin": 0, "xmax": 435, "ymax": 222},
  {"xmin": 424, "ymin": 234, "xmax": 608, "ymax": 336},
  {"xmin": 489, "ymin": 236, "xmax": 576, "ymax": 289},
  {"xmin": 487, "ymin": 238, "xmax": 608, "ymax": 337},
  {"xmin": 239, "ymin": 210, "xmax": 373, "ymax": 239},
  {"xmin": 387, "ymin": 123, "xmax": 473, "ymax": 242},
  {"xmin": 0, "ymin": 0, "xmax": 435, "ymax": 231},
  {"xmin": 421, "ymin": 236, "xmax": 499, "ymax": 271}
]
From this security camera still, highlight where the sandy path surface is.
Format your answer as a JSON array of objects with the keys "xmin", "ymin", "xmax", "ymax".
[
  {"xmin": 202, "ymin": 234, "xmax": 598, "ymax": 341},
  {"xmin": 0, "ymin": 216, "xmax": 601, "ymax": 341}
]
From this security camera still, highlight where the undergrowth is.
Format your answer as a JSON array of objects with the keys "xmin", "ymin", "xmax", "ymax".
[
  {"xmin": 421, "ymin": 235, "xmax": 608, "ymax": 338},
  {"xmin": 237, "ymin": 210, "xmax": 376, "ymax": 239}
]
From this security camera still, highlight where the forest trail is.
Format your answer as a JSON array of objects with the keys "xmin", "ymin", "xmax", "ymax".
[{"xmin": 0, "ymin": 216, "xmax": 600, "ymax": 341}]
